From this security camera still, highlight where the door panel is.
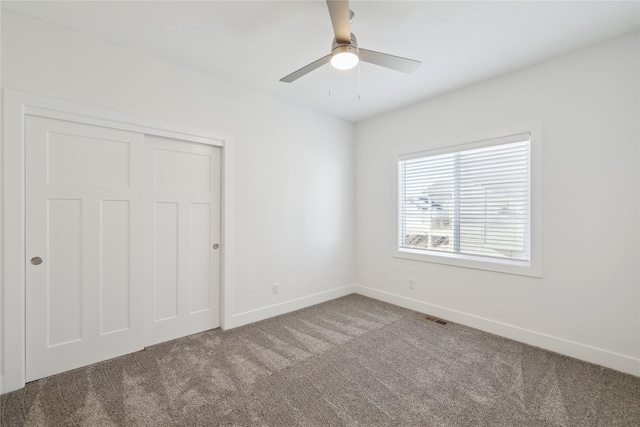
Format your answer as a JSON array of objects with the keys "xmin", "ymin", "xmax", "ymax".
[
  {"xmin": 26, "ymin": 116, "xmax": 145, "ymax": 382},
  {"xmin": 190, "ymin": 203, "xmax": 212, "ymax": 313},
  {"xmin": 154, "ymin": 202, "xmax": 180, "ymax": 321},
  {"xmin": 47, "ymin": 198, "xmax": 83, "ymax": 346},
  {"xmin": 155, "ymin": 148, "xmax": 211, "ymax": 191},
  {"xmin": 101, "ymin": 200, "xmax": 131, "ymax": 334},
  {"xmin": 145, "ymin": 135, "xmax": 221, "ymax": 346},
  {"xmin": 47, "ymin": 132, "xmax": 130, "ymax": 186}
]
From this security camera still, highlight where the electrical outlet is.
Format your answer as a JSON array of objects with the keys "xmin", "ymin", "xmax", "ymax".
[
  {"xmin": 408, "ymin": 279, "xmax": 415, "ymax": 289},
  {"xmin": 273, "ymin": 283, "xmax": 279, "ymax": 294}
]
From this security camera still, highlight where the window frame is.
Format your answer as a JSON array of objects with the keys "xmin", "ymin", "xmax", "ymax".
[{"xmin": 393, "ymin": 124, "xmax": 542, "ymax": 278}]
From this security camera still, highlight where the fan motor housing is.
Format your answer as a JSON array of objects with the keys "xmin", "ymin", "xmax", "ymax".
[{"xmin": 332, "ymin": 33, "xmax": 359, "ymax": 54}]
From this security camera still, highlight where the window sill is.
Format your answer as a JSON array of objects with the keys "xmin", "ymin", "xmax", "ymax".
[{"xmin": 394, "ymin": 247, "xmax": 542, "ymax": 278}]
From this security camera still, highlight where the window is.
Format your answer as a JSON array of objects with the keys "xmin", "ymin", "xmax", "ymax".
[{"xmin": 396, "ymin": 130, "xmax": 540, "ymax": 276}]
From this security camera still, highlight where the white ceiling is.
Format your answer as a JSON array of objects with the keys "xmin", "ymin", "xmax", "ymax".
[{"xmin": 3, "ymin": 1, "xmax": 639, "ymax": 123}]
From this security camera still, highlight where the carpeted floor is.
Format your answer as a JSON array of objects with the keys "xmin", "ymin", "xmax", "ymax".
[{"xmin": 1, "ymin": 294, "xmax": 639, "ymax": 426}]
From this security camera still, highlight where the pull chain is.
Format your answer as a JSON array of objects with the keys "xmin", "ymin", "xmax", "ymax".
[
  {"xmin": 357, "ymin": 62, "xmax": 361, "ymax": 100},
  {"xmin": 328, "ymin": 63, "xmax": 362, "ymax": 99}
]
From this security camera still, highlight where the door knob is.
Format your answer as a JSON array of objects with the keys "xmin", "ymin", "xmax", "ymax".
[
  {"xmin": 212, "ymin": 244, "xmax": 220, "ymax": 250},
  {"xmin": 31, "ymin": 257, "xmax": 43, "ymax": 265}
]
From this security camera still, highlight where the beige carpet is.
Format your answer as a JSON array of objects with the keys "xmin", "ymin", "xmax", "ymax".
[{"xmin": 1, "ymin": 294, "xmax": 639, "ymax": 426}]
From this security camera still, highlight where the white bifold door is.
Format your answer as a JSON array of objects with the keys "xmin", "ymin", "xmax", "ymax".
[{"xmin": 25, "ymin": 116, "xmax": 221, "ymax": 382}]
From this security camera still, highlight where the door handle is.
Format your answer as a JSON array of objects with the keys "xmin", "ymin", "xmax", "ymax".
[
  {"xmin": 31, "ymin": 257, "xmax": 43, "ymax": 265},
  {"xmin": 212, "ymin": 244, "xmax": 220, "ymax": 250}
]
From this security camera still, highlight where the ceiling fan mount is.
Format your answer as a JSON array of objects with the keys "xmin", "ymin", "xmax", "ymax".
[{"xmin": 280, "ymin": 0, "xmax": 421, "ymax": 83}]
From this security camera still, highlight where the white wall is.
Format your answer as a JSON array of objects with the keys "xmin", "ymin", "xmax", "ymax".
[
  {"xmin": 1, "ymin": 10, "xmax": 355, "ymax": 387},
  {"xmin": 355, "ymin": 33, "xmax": 640, "ymax": 375}
]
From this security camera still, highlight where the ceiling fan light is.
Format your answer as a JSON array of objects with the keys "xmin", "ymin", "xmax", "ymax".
[{"xmin": 331, "ymin": 45, "xmax": 359, "ymax": 70}]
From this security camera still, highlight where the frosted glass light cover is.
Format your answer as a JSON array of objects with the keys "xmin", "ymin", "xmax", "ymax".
[{"xmin": 331, "ymin": 51, "xmax": 359, "ymax": 70}]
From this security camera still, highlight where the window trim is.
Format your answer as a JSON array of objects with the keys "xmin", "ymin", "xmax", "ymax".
[{"xmin": 393, "ymin": 124, "xmax": 542, "ymax": 278}]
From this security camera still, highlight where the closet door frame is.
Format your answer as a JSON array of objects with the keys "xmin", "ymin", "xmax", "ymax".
[{"xmin": 1, "ymin": 90, "xmax": 235, "ymax": 394}]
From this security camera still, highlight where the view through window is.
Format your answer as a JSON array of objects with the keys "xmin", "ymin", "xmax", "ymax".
[{"xmin": 398, "ymin": 134, "xmax": 531, "ymax": 264}]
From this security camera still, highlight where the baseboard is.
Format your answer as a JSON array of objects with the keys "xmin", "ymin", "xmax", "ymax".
[
  {"xmin": 230, "ymin": 284, "xmax": 356, "ymax": 329},
  {"xmin": 354, "ymin": 284, "xmax": 640, "ymax": 377}
]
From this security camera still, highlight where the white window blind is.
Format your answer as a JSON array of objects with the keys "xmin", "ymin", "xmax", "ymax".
[{"xmin": 398, "ymin": 133, "xmax": 531, "ymax": 264}]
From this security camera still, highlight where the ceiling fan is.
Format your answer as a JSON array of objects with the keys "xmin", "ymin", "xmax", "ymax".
[{"xmin": 280, "ymin": 0, "xmax": 421, "ymax": 83}]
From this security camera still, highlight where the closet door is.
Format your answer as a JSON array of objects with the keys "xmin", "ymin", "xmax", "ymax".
[
  {"xmin": 25, "ymin": 116, "xmax": 146, "ymax": 381},
  {"xmin": 145, "ymin": 135, "xmax": 221, "ymax": 346}
]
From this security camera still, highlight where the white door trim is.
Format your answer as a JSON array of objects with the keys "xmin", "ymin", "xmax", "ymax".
[{"xmin": 1, "ymin": 89, "xmax": 235, "ymax": 394}]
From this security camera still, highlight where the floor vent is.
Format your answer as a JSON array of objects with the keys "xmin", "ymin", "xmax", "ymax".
[{"xmin": 424, "ymin": 315, "xmax": 448, "ymax": 325}]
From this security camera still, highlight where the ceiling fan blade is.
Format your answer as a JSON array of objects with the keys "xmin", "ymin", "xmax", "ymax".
[
  {"xmin": 280, "ymin": 55, "xmax": 331, "ymax": 83},
  {"xmin": 359, "ymin": 49, "xmax": 421, "ymax": 74},
  {"xmin": 326, "ymin": 0, "xmax": 351, "ymax": 44}
]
